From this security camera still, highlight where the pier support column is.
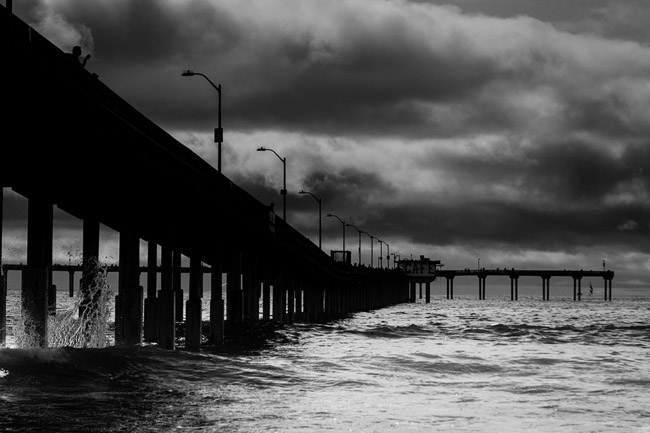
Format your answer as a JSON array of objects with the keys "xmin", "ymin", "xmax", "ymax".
[
  {"xmin": 209, "ymin": 249, "xmax": 224, "ymax": 344},
  {"xmin": 294, "ymin": 280, "xmax": 303, "ymax": 322},
  {"xmin": 242, "ymin": 255, "xmax": 253, "ymax": 321},
  {"xmin": 0, "ymin": 271, "xmax": 5, "ymax": 347},
  {"xmin": 80, "ymin": 218, "xmax": 100, "ymax": 323},
  {"xmin": 447, "ymin": 277, "xmax": 454, "ymax": 300},
  {"xmin": 157, "ymin": 245, "xmax": 175, "ymax": 349},
  {"xmin": 242, "ymin": 253, "xmax": 260, "ymax": 321},
  {"xmin": 409, "ymin": 282, "xmax": 416, "ymax": 302},
  {"xmin": 573, "ymin": 277, "xmax": 582, "ymax": 301},
  {"xmin": 68, "ymin": 271, "xmax": 75, "ymax": 297},
  {"xmin": 478, "ymin": 276, "xmax": 486, "ymax": 300},
  {"xmin": 607, "ymin": 278, "xmax": 612, "ymax": 301},
  {"xmin": 510, "ymin": 277, "xmax": 514, "ymax": 301},
  {"xmin": 302, "ymin": 279, "xmax": 311, "ymax": 322},
  {"xmin": 578, "ymin": 278, "xmax": 582, "ymax": 301},
  {"xmin": 262, "ymin": 267, "xmax": 271, "ymax": 321},
  {"xmin": 48, "ymin": 284, "xmax": 56, "ymax": 316},
  {"xmin": 273, "ymin": 268, "xmax": 287, "ymax": 322},
  {"xmin": 21, "ymin": 197, "xmax": 52, "ymax": 348},
  {"xmin": 227, "ymin": 251, "xmax": 243, "ymax": 324},
  {"xmin": 0, "ymin": 190, "xmax": 4, "ymax": 347},
  {"xmin": 185, "ymin": 256, "xmax": 203, "ymax": 350},
  {"xmin": 143, "ymin": 240, "xmax": 158, "ymax": 342},
  {"xmin": 173, "ymin": 251, "xmax": 183, "ymax": 322},
  {"xmin": 287, "ymin": 274, "xmax": 295, "ymax": 323},
  {"xmin": 425, "ymin": 281, "xmax": 431, "ymax": 303},
  {"xmin": 542, "ymin": 277, "xmax": 550, "ymax": 301},
  {"xmin": 115, "ymin": 230, "xmax": 143, "ymax": 345}
]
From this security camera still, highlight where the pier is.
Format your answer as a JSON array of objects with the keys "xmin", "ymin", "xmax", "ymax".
[
  {"xmin": 0, "ymin": 6, "xmax": 409, "ymax": 349},
  {"xmin": 400, "ymin": 258, "xmax": 614, "ymax": 302}
]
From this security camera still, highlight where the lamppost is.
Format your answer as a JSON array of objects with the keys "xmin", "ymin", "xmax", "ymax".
[
  {"xmin": 346, "ymin": 224, "xmax": 363, "ymax": 266},
  {"xmin": 299, "ymin": 190, "xmax": 321, "ymax": 249},
  {"xmin": 365, "ymin": 233, "xmax": 376, "ymax": 268},
  {"xmin": 327, "ymin": 214, "xmax": 345, "ymax": 261},
  {"xmin": 257, "ymin": 147, "xmax": 287, "ymax": 221},
  {"xmin": 377, "ymin": 239, "xmax": 385, "ymax": 269},
  {"xmin": 181, "ymin": 70, "xmax": 223, "ymax": 172}
]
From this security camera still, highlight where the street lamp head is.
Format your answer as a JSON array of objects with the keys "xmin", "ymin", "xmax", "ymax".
[
  {"xmin": 181, "ymin": 70, "xmax": 195, "ymax": 77},
  {"xmin": 299, "ymin": 190, "xmax": 307, "ymax": 194},
  {"xmin": 257, "ymin": 146, "xmax": 267, "ymax": 152}
]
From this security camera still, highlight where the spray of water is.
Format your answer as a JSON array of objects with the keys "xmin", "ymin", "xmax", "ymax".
[
  {"xmin": 50, "ymin": 257, "xmax": 114, "ymax": 348},
  {"xmin": 14, "ymin": 257, "xmax": 114, "ymax": 348}
]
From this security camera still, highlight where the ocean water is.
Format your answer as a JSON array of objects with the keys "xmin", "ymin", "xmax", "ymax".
[{"xmin": 1, "ymin": 291, "xmax": 649, "ymax": 433}]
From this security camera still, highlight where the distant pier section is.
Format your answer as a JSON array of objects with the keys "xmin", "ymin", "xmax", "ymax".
[{"xmin": 398, "ymin": 257, "xmax": 614, "ymax": 302}]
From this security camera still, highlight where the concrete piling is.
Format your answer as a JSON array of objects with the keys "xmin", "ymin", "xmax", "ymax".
[
  {"xmin": 157, "ymin": 245, "xmax": 175, "ymax": 349},
  {"xmin": 115, "ymin": 230, "xmax": 143, "ymax": 345},
  {"xmin": 21, "ymin": 197, "xmax": 52, "ymax": 348},
  {"xmin": 209, "ymin": 251, "xmax": 224, "ymax": 344},
  {"xmin": 143, "ymin": 241, "xmax": 158, "ymax": 342},
  {"xmin": 173, "ymin": 251, "xmax": 183, "ymax": 322},
  {"xmin": 227, "ymin": 251, "xmax": 243, "ymax": 324},
  {"xmin": 0, "ymin": 190, "xmax": 3, "ymax": 346},
  {"xmin": 184, "ymin": 256, "xmax": 203, "ymax": 349}
]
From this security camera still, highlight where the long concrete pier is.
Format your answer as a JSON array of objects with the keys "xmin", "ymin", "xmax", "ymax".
[{"xmin": 0, "ymin": 6, "xmax": 409, "ymax": 349}]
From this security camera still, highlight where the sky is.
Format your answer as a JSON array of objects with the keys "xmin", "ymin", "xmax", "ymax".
[{"xmin": 3, "ymin": 0, "xmax": 650, "ymax": 295}]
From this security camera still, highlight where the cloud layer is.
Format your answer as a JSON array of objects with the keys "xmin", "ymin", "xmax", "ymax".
[{"xmin": 5, "ymin": 0, "xmax": 650, "ymax": 290}]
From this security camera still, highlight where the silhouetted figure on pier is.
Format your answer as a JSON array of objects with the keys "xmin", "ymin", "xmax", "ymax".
[{"xmin": 66, "ymin": 46, "xmax": 91, "ymax": 67}]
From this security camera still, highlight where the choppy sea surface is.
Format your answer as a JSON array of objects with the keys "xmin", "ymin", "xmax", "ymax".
[{"xmin": 1, "ymin": 292, "xmax": 649, "ymax": 433}]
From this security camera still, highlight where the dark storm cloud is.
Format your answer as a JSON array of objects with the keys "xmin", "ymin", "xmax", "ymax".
[
  {"xmin": 16, "ymin": 0, "xmax": 650, "ymax": 141},
  {"xmin": 377, "ymin": 198, "xmax": 650, "ymax": 253},
  {"xmin": 410, "ymin": 0, "xmax": 650, "ymax": 42},
  {"xmin": 427, "ymin": 138, "xmax": 650, "ymax": 205},
  {"xmin": 6, "ymin": 0, "xmax": 650, "ymax": 285}
]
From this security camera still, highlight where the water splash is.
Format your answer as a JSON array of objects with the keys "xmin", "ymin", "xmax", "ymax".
[
  {"xmin": 50, "ymin": 257, "xmax": 114, "ymax": 348},
  {"xmin": 13, "ymin": 257, "xmax": 114, "ymax": 348}
]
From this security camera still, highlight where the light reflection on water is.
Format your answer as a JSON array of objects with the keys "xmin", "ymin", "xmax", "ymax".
[{"xmin": 1, "ymin": 296, "xmax": 649, "ymax": 432}]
